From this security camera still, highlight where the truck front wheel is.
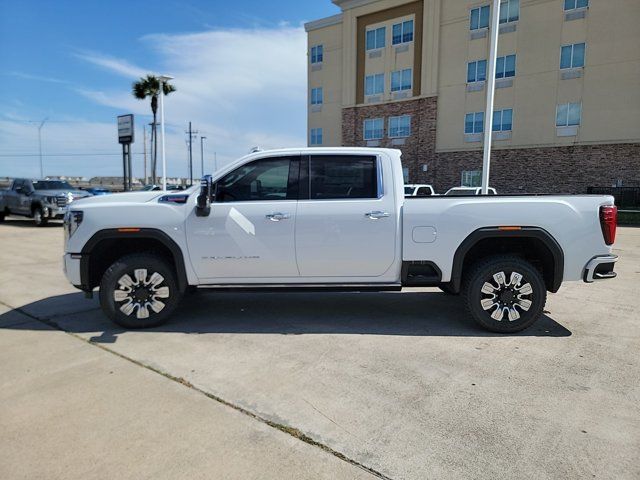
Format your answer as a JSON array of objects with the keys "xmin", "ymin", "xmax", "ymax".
[
  {"xmin": 99, "ymin": 253, "xmax": 182, "ymax": 329},
  {"xmin": 33, "ymin": 206, "xmax": 48, "ymax": 226},
  {"xmin": 462, "ymin": 255, "xmax": 546, "ymax": 333}
]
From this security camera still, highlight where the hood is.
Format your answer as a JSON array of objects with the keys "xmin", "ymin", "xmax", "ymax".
[
  {"xmin": 35, "ymin": 189, "xmax": 92, "ymax": 199},
  {"xmin": 72, "ymin": 190, "xmax": 166, "ymax": 206}
]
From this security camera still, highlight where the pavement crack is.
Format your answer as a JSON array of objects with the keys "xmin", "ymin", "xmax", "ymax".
[{"xmin": 0, "ymin": 299, "xmax": 394, "ymax": 480}]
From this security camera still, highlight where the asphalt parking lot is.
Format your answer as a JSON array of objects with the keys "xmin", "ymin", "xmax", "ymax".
[{"xmin": 0, "ymin": 218, "xmax": 638, "ymax": 480}]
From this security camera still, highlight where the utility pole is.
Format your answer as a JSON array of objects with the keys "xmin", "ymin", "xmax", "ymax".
[
  {"xmin": 158, "ymin": 74, "xmax": 173, "ymax": 191},
  {"xmin": 481, "ymin": 0, "xmax": 501, "ymax": 195},
  {"xmin": 185, "ymin": 122, "xmax": 198, "ymax": 186},
  {"xmin": 37, "ymin": 118, "xmax": 48, "ymax": 178},
  {"xmin": 200, "ymin": 136, "xmax": 206, "ymax": 177},
  {"xmin": 143, "ymin": 124, "xmax": 147, "ymax": 185}
]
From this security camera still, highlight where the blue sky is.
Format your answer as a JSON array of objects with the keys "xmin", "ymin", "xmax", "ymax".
[{"xmin": 0, "ymin": 0, "xmax": 338, "ymax": 178}]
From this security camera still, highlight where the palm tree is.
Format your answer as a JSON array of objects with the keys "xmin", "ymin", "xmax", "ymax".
[{"xmin": 132, "ymin": 75, "xmax": 176, "ymax": 184}]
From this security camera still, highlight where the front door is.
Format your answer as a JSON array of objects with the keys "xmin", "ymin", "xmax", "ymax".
[{"xmin": 186, "ymin": 156, "xmax": 300, "ymax": 281}]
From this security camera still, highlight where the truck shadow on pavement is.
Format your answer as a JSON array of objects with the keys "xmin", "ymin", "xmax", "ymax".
[{"xmin": 0, "ymin": 290, "xmax": 572, "ymax": 339}]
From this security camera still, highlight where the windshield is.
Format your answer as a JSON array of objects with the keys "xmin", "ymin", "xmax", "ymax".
[
  {"xmin": 404, "ymin": 186, "xmax": 414, "ymax": 195},
  {"xmin": 33, "ymin": 180, "xmax": 73, "ymax": 190}
]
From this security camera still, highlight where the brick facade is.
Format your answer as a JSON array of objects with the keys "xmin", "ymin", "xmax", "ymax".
[{"xmin": 342, "ymin": 97, "xmax": 640, "ymax": 194}]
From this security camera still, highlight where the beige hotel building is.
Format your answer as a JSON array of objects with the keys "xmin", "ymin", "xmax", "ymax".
[{"xmin": 305, "ymin": 0, "xmax": 640, "ymax": 193}]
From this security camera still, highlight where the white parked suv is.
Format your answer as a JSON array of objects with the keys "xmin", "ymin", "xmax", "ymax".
[
  {"xmin": 405, "ymin": 184, "xmax": 436, "ymax": 196},
  {"xmin": 63, "ymin": 148, "xmax": 618, "ymax": 333},
  {"xmin": 445, "ymin": 186, "xmax": 498, "ymax": 196}
]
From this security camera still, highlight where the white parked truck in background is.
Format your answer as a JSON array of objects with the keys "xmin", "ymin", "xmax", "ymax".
[{"xmin": 63, "ymin": 148, "xmax": 618, "ymax": 333}]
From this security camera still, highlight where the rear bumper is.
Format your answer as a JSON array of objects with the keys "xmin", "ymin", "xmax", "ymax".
[{"xmin": 583, "ymin": 254, "xmax": 618, "ymax": 283}]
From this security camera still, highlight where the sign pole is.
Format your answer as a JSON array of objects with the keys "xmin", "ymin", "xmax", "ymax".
[
  {"xmin": 117, "ymin": 114, "xmax": 135, "ymax": 192},
  {"xmin": 122, "ymin": 143, "xmax": 127, "ymax": 191},
  {"xmin": 481, "ymin": 0, "xmax": 501, "ymax": 195}
]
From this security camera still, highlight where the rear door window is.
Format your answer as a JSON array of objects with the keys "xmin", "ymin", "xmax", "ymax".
[{"xmin": 309, "ymin": 155, "xmax": 377, "ymax": 200}]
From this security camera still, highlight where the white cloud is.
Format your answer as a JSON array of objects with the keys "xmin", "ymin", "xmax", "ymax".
[
  {"xmin": 0, "ymin": 24, "xmax": 309, "ymax": 179},
  {"xmin": 72, "ymin": 51, "xmax": 149, "ymax": 79}
]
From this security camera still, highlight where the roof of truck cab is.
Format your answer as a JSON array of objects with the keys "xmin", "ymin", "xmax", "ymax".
[{"xmin": 242, "ymin": 147, "xmax": 402, "ymax": 156}]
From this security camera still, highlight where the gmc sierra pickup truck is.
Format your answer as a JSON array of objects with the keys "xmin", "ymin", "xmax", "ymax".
[
  {"xmin": 63, "ymin": 148, "xmax": 618, "ymax": 333},
  {"xmin": 0, "ymin": 178, "xmax": 91, "ymax": 226}
]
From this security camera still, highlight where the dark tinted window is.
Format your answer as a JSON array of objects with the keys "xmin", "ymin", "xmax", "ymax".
[
  {"xmin": 446, "ymin": 189, "xmax": 476, "ymax": 196},
  {"xmin": 32, "ymin": 180, "xmax": 73, "ymax": 190},
  {"xmin": 215, "ymin": 157, "xmax": 295, "ymax": 203},
  {"xmin": 309, "ymin": 155, "xmax": 377, "ymax": 200},
  {"xmin": 416, "ymin": 187, "xmax": 432, "ymax": 197}
]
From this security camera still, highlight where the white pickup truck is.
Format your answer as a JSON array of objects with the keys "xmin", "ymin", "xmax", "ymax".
[{"xmin": 63, "ymin": 148, "xmax": 618, "ymax": 333}]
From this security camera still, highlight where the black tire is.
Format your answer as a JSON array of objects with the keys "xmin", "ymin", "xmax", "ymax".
[
  {"xmin": 33, "ymin": 206, "xmax": 48, "ymax": 226},
  {"xmin": 0, "ymin": 209, "xmax": 6, "ymax": 222},
  {"xmin": 99, "ymin": 253, "xmax": 182, "ymax": 328},
  {"xmin": 462, "ymin": 255, "xmax": 546, "ymax": 333},
  {"xmin": 438, "ymin": 284, "xmax": 458, "ymax": 295}
]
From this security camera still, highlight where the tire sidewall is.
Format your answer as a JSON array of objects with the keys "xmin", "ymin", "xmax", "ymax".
[
  {"xmin": 33, "ymin": 207, "xmax": 47, "ymax": 226},
  {"xmin": 465, "ymin": 257, "xmax": 546, "ymax": 333},
  {"xmin": 99, "ymin": 254, "xmax": 181, "ymax": 329}
]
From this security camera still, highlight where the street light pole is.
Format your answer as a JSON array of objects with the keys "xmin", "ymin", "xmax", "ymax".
[
  {"xmin": 200, "ymin": 136, "xmax": 206, "ymax": 177},
  {"xmin": 481, "ymin": 0, "xmax": 501, "ymax": 195},
  {"xmin": 158, "ymin": 74, "xmax": 173, "ymax": 191},
  {"xmin": 37, "ymin": 117, "xmax": 48, "ymax": 178}
]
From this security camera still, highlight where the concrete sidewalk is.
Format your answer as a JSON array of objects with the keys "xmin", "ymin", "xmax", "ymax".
[{"xmin": 0, "ymin": 306, "xmax": 376, "ymax": 480}]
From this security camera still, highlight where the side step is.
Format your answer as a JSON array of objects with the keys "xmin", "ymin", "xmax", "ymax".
[
  {"xmin": 196, "ymin": 284, "xmax": 402, "ymax": 293},
  {"xmin": 401, "ymin": 261, "xmax": 442, "ymax": 287}
]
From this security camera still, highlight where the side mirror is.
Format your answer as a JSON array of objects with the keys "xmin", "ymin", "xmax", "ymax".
[
  {"xmin": 195, "ymin": 175, "xmax": 212, "ymax": 217},
  {"xmin": 15, "ymin": 187, "xmax": 23, "ymax": 194}
]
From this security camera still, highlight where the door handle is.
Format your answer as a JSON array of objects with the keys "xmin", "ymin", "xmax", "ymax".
[
  {"xmin": 365, "ymin": 211, "xmax": 390, "ymax": 220},
  {"xmin": 266, "ymin": 212, "xmax": 291, "ymax": 222}
]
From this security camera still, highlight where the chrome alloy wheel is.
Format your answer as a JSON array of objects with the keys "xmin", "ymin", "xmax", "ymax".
[
  {"xmin": 113, "ymin": 269, "xmax": 170, "ymax": 319},
  {"xmin": 480, "ymin": 271, "xmax": 533, "ymax": 322}
]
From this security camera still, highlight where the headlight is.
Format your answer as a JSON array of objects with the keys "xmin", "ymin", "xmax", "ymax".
[{"xmin": 64, "ymin": 210, "xmax": 84, "ymax": 238}]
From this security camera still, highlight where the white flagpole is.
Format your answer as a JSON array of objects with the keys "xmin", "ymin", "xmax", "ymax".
[{"xmin": 481, "ymin": 0, "xmax": 501, "ymax": 194}]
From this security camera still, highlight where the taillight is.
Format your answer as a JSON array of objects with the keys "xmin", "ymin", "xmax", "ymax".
[{"xmin": 599, "ymin": 205, "xmax": 617, "ymax": 246}]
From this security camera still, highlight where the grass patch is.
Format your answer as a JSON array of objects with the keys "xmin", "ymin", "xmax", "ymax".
[{"xmin": 619, "ymin": 210, "xmax": 640, "ymax": 226}]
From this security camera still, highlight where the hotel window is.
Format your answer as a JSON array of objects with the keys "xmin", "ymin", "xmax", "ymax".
[
  {"xmin": 366, "ymin": 27, "xmax": 386, "ymax": 50},
  {"xmin": 365, "ymin": 73, "xmax": 385, "ymax": 96},
  {"xmin": 462, "ymin": 170, "xmax": 482, "ymax": 187},
  {"xmin": 499, "ymin": 0, "xmax": 520, "ymax": 24},
  {"xmin": 392, "ymin": 20, "xmax": 414, "ymax": 45},
  {"xmin": 496, "ymin": 54, "xmax": 516, "ymax": 78},
  {"xmin": 564, "ymin": 0, "xmax": 588, "ymax": 10},
  {"xmin": 310, "ymin": 87, "xmax": 323, "ymax": 105},
  {"xmin": 465, "ymin": 112, "xmax": 484, "ymax": 134},
  {"xmin": 391, "ymin": 68, "xmax": 412, "ymax": 92},
  {"xmin": 364, "ymin": 118, "xmax": 384, "ymax": 140},
  {"xmin": 310, "ymin": 128, "xmax": 323, "ymax": 145},
  {"xmin": 470, "ymin": 5, "xmax": 490, "ymax": 30},
  {"xmin": 492, "ymin": 109, "xmax": 513, "ymax": 131},
  {"xmin": 556, "ymin": 102, "xmax": 582, "ymax": 126},
  {"xmin": 467, "ymin": 60, "xmax": 487, "ymax": 83},
  {"xmin": 389, "ymin": 115, "xmax": 411, "ymax": 138},
  {"xmin": 560, "ymin": 43, "xmax": 585, "ymax": 69},
  {"xmin": 310, "ymin": 45, "xmax": 323, "ymax": 64}
]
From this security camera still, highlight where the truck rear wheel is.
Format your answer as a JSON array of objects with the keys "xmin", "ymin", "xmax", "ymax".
[
  {"xmin": 462, "ymin": 255, "xmax": 546, "ymax": 333},
  {"xmin": 99, "ymin": 253, "xmax": 182, "ymax": 329}
]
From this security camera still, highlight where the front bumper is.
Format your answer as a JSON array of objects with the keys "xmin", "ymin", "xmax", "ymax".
[
  {"xmin": 44, "ymin": 205, "xmax": 67, "ymax": 219},
  {"xmin": 63, "ymin": 253, "xmax": 82, "ymax": 287},
  {"xmin": 583, "ymin": 254, "xmax": 618, "ymax": 283}
]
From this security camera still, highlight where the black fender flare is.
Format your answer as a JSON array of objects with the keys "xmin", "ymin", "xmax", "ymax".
[
  {"xmin": 450, "ymin": 227, "xmax": 564, "ymax": 293},
  {"xmin": 79, "ymin": 228, "xmax": 188, "ymax": 292}
]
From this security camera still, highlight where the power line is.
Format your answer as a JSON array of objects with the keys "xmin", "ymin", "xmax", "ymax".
[{"xmin": 0, "ymin": 152, "xmax": 146, "ymax": 157}]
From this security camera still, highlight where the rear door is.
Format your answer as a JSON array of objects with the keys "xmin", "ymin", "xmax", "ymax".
[{"xmin": 295, "ymin": 154, "xmax": 398, "ymax": 278}]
